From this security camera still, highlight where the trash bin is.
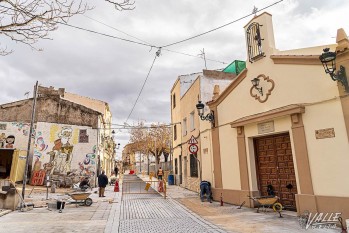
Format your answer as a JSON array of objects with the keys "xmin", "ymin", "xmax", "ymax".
[
  {"xmin": 168, "ymin": 174, "xmax": 174, "ymax": 185},
  {"xmin": 57, "ymin": 201, "xmax": 65, "ymax": 210}
]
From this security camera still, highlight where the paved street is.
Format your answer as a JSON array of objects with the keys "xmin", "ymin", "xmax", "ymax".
[{"xmin": 0, "ymin": 174, "xmax": 341, "ymax": 233}]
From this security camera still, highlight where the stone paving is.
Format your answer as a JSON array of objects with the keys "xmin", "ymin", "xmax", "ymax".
[
  {"xmin": 0, "ymin": 174, "xmax": 343, "ymax": 233},
  {"xmin": 113, "ymin": 175, "xmax": 226, "ymax": 233}
]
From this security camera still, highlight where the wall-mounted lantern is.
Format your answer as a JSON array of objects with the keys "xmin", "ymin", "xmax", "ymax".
[
  {"xmin": 196, "ymin": 100, "xmax": 214, "ymax": 123},
  {"xmin": 319, "ymin": 48, "xmax": 349, "ymax": 92},
  {"xmin": 251, "ymin": 77, "xmax": 263, "ymax": 96}
]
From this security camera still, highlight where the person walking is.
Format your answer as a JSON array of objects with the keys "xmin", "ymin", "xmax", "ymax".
[
  {"xmin": 114, "ymin": 165, "xmax": 119, "ymax": 178},
  {"xmin": 157, "ymin": 167, "xmax": 163, "ymax": 180},
  {"xmin": 98, "ymin": 170, "xmax": 108, "ymax": 197}
]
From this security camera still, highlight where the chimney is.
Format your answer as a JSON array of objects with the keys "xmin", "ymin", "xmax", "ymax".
[{"xmin": 212, "ymin": 85, "xmax": 220, "ymax": 101}]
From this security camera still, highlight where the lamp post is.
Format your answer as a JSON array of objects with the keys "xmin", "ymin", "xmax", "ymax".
[
  {"xmin": 196, "ymin": 101, "xmax": 214, "ymax": 123},
  {"xmin": 319, "ymin": 48, "xmax": 349, "ymax": 92},
  {"xmin": 251, "ymin": 77, "xmax": 263, "ymax": 96}
]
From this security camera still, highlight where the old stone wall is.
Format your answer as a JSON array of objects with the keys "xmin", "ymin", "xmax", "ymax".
[{"xmin": 0, "ymin": 97, "xmax": 99, "ymax": 128}]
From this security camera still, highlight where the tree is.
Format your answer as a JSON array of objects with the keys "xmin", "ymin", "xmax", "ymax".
[
  {"xmin": 128, "ymin": 122, "xmax": 171, "ymax": 164},
  {"xmin": 0, "ymin": 0, "xmax": 135, "ymax": 55}
]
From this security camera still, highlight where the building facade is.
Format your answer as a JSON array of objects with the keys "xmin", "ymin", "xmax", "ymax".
[
  {"xmin": 205, "ymin": 12, "xmax": 349, "ymax": 220},
  {"xmin": 171, "ymin": 70, "xmax": 236, "ymax": 192},
  {"xmin": 0, "ymin": 89, "xmax": 99, "ymax": 187}
]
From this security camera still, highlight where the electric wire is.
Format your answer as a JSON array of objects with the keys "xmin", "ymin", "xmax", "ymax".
[
  {"xmin": 56, "ymin": 21, "xmax": 155, "ymax": 48},
  {"xmin": 125, "ymin": 51, "xmax": 159, "ymax": 124},
  {"xmin": 83, "ymin": 14, "xmax": 229, "ymax": 65},
  {"xmin": 161, "ymin": 0, "xmax": 284, "ymax": 48}
]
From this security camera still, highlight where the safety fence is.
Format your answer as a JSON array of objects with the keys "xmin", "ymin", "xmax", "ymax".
[{"xmin": 121, "ymin": 179, "xmax": 166, "ymax": 200}]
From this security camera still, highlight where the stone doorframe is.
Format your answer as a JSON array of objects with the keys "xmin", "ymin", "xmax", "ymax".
[{"xmin": 229, "ymin": 104, "xmax": 314, "ymax": 207}]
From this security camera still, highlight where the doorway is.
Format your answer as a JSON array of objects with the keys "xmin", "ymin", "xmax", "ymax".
[
  {"xmin": 179, "ymin": 155, "xmax": 182, "ymax": 184},
  {"xmin": 254, "ymin": 133, "xmax": 297, "ymax": 210},
  {"xmin": 0, "ymin": 149, "xmax": 14, "ymax": 179}
]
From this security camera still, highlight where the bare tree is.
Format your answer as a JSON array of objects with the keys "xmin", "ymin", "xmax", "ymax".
[
  {"xmin": 128, "ymin": 122, "xmax": 171, "ymax": 164},
  {"xmin": 0, "ymin": 0, "xmax": 135, "ymax": 55}
]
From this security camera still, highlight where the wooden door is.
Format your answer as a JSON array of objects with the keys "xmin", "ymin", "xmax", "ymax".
[{"xmin": 254, "ymin": 133, "xmax": 297, "ymax": 210}]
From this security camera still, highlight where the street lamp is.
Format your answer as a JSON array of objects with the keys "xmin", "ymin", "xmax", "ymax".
[
  {"xmin": 251, "ymin": 77, "xmax": 263, "ymax": 96},
  {"xmin": 319, "ymin": 48, "xmax": 349, "ymax": 92},
  {"xmin": 196, "ymin": 101, "xmax": 214, "ymax": 123}
]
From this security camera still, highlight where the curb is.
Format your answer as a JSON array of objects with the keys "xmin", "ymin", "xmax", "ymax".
[{"xmin": 0, "ymin": 209, "xmax": 12, "ymax": 217}]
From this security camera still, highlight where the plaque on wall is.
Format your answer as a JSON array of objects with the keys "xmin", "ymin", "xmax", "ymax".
[
  {"xmin": 258, "ymin": 121, "xmax": 274, "ymax": 134},
  {"xmin": 315, "ymin": 128, "xmax": 335, "ymax": 139}
]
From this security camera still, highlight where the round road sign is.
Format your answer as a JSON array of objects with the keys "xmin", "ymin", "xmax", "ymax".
[{"xmin": 189, "ymin": 144, "xmax": 198, "ymax": 154}]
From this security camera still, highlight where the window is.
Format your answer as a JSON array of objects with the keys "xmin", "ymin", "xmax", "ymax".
[
  {"xmin": 182, "ymin": 118, "xmax": 187, "ymax": 136},
  {"xmin": 175, "ymin": 158, "xmax": 178, "ymax": 174},
  {"xmin": 172, "ymin": 94, "xmax": 176, "ymax": 109},
  {"xmin": 190, "ymin": 111, "xmax": 195, "ymax": 131},
  {"xmin": 174, "ymin": 125, "xmax": 177, "ymax": 140},
  {"xmin": 246, "ymin": 22, "xmax": 265, "ymax": 63},
  {"xmin": 79, "ymin": 129, "xmax": 89, "ymax": 143},
  {"xmin": 190, "ymin": 154, "xmax": 198, "ymax": 177}
]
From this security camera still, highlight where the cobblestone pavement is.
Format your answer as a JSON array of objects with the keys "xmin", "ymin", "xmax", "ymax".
[{"xmin": 115, "ymin": 175, "xmax": 226, "ymax": 233}]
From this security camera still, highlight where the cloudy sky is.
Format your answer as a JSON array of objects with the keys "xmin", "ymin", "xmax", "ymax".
[{"xmin": 1, "ymin": 0, "xmax": 348, "ymax": 153}]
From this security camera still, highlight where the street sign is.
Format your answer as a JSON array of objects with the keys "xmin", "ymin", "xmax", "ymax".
[
  {"xmin": 189, "ymin": 144, "xmax": 198, "ymax": 154},
  {"xmin": 188, "ymin": 135, "xmax": 198, "ymax": 145}
]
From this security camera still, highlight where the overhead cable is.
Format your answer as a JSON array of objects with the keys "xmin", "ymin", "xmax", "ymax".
[
  {"xmin": 124, "ymin": 48, "xmax": 161, "ymax": 124},
  {"xmin": 83, "ymin": 15, "xmax": 228, "ymax": 65},
  {"xmin": 161, "ymin": 0, "xmax": 284, "ymax": 48}
]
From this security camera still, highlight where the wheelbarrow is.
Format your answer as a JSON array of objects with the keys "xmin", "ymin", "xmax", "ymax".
[
  {"xmin": 248, "ymin": 195, "xmax": 283, "ymax": 218},
  {"xmin": 67, "ymin": 192, "xmax": 93, "ymax": 207}
]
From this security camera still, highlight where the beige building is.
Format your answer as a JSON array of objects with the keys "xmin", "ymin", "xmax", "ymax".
[
  {"xmin": 37, "ymin": 86, "xmax": 116, "ymax": 176},
  {"xmin": 203, "ymin": 12, "xmax": 349, "ymax": 220},
  {"xmin": 171, "ymin": 70, "xmax": 236, "ymax": 192}
]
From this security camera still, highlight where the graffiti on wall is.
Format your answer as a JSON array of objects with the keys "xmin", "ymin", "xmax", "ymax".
[
  {"xmin": 34, "ymin": 131, "xmax": 48, "ymax": 158},
  {"xmin": 77, "ymin": 145, "xmax": 97, "ymax": 176},
  {"xmin": 0, "ymin": 133, "xmax": 15, "ymax": 148},
  {"xmin": 46, "ymin": 126, "xmax": 74, "ymax": 174},
  {"xmin": 12, "ymin": 123, "xmax": 30, "ymax": 136}
]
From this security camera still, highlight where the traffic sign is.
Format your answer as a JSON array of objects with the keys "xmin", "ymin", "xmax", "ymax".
[
  {"xmin": 188, "ymin": 135, "xmax": 198, "ymax": 145},
  {"xmin": 189, "ymin": 144, "xmax": 198, "ymax": 154}
]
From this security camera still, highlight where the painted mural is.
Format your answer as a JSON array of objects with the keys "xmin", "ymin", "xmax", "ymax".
[
  {"xmin": 0, "ymin": 133, "xmax": 15, "ymax": 148},
  {"xmin": 11, "ymin": 122, "xmax": 30, "ymax": 136},
  {"xmin": 34, "ymin": 131, "xmax": 48, "ymax": 158},
  {"xmin": 46, "ymin": 126, "xmax": 74, "ymax": 174},
  {"xmin": 78, "ymin": 146, "xmax": 97, "ymax": 177}
]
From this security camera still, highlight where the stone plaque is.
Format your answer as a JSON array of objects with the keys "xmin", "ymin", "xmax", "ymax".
[
  {"xmin": 315, "ymin": 128, "xmax": 335, "ymax": 139},
  {"xmin": 0, "ymin": 124, "xmax": 6, "ymax": 130},
  {"xmin": 258, "ymin": 121, "xmax": 274, "ymax": 134}
]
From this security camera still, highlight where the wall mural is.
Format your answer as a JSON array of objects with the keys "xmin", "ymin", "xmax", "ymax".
[
  {"xmin": 46, "ymin": 126, "xmax": 74, "ymax": 174},
  {"xmin": 78, "ymin": 146, "xmax": 97, "ymax": 177},
  {"xmin": 12, "ymin": 122, "xmax": 30, "ymax": 136},
  {"xmin": 34, "ymin": 131, "xmax": 48, "ymax": 158},
  {"xmin": 0, "ymin": 133, "xmax": 15, "ymax": 148}
]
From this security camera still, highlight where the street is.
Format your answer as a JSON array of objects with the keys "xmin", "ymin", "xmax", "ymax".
[{"xmin": 0, "ymin": 174, "xmax": 340, "ymax": 233}]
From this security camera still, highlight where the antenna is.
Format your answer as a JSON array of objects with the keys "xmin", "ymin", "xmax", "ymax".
[
  {"xmin": 24, "ymin": 91, "xmax": 30, "ymax": 99},
  {"xmin": 198, "ymin": 48, "xmax": 207, "ymax": 69},
  {"xmin": 252, "ymin": 6, "xmax": 258, "ymax": 16}
]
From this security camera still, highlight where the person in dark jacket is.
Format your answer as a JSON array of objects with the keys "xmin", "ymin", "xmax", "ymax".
[
  {"xmin": 98, "ymin": 171, "xmax": 108, "ymax": 197},
  {"xmin": 114, "ymin": 166, "xmax": 119, "ymax": 178}
]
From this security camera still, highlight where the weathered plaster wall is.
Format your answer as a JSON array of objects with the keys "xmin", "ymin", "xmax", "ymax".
[{"xmin": 0, "ymin": 97, "xmax": 99, "ymax": 128}]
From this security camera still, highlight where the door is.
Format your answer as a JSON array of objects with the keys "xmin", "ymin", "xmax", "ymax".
[
  {"xmin": 183, "ymin": 156, "xmax": 187, "ymax": 187},
  {"xmin": 179, "ymin": 155, "xmax": 182, "ymax": 184},
  {"xmin": 254, "ymin": 133, "xmax": 297, "ymax": 210}
]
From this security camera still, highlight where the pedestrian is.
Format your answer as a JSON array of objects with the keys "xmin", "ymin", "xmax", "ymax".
[
  {"xmin": 200, "ymin": 180, "xmax": 212, "ymax": 203},
  {"xmin": 157, "ymin": 167, "xmax": 163, "ymax": 180},
  {"xmin": 98, "ymin": 170, "xmax": 108, "ymax": 197},
  {"xmin": 114, "ymin": 165, "xmax": 119, "ymax": 178}
]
